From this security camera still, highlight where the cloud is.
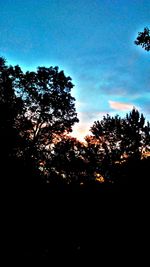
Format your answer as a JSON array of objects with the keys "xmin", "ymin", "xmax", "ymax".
[{"xmin": 108, "ymin": 100, "xmax": 134, "ymax": 111}]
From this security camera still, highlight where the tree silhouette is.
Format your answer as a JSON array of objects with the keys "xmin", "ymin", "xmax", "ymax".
[
  {"xmin": 47, "ymin": 135, "xmax": 87, "ymax": 185},
  {"xmin": 90, "ymin": 108, "xmax": 150, "ymax": 182},
  {"xmin": 0, "ymin": 57, "xmax": 79, "ymax": 185},
  {"xmin": 121, "ymin": 108, "xmax": 147, "ymax": 160},
  {"xmin": 0, "ymin": 58, "xmax": 24, "ymax": 179},
  {"xmin": 135, "ymin": 27, "xmax": 150, "ymax": 51},
  {"xmin": 16, "ymin": 65, "xmax": 79, "ymax": 179},
  {"xmin": 90, "ymin": 113, "xmax": 123, "ymax": 180}
]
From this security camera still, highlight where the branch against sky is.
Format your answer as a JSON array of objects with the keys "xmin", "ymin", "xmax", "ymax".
[
  {"xmin": 16, "ymin": 65, "xmax": 79, "ymax": 150},
  {"xmin": 135, "ymin": 27, "xmax": 150, "ymax": 51}
]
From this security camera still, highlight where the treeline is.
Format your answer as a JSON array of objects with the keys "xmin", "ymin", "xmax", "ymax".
[{"xmin": 0, "ymin": 57, "xmax": 150, "ymax": 191}]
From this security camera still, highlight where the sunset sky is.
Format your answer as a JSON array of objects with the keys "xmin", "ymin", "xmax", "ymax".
[{"xmin": 0, "ymin": 0, "xmax": 149, "ymax": 141}]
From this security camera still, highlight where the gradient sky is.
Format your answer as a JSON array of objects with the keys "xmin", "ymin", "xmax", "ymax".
[{"xmin": 0, "ymin": 0, "xmax": 149, "ymax": 140}]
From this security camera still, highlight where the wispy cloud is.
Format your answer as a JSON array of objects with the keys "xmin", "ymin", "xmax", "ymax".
[
  {"xmin": 100, "ymin": 86, "xmax": 127, "ymax": 96},
  {"xmin": 108, "ymin": 100, "xmax": 134, "ymax": 111}
]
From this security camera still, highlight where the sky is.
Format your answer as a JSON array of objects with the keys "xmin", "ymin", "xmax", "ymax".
[{"xmin": 0, "ymin": 0, "xmax": 149, "ymax": 141}]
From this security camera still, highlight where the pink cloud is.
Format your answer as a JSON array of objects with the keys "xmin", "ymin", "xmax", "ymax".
[{"xmin": 108, "ymin": 100, "xmax": 134, "ymax": 111}]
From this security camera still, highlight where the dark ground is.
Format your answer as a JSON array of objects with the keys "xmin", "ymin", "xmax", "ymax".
[{"xmin": 3, "ymin": 178, "xmax": 149, "ymax": 266}]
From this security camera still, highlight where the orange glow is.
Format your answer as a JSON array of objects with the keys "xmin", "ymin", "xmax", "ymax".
[
  {"xmin": 70, "ymin": 124, "xmax": 90, "ymax": 142},
  {"xmin": 142, "ymin": 151, "xmax": 150, "ymax": 158},
  {"xmin": 94, "ymin": 172, "xmax": 105, "ymax": 183}
]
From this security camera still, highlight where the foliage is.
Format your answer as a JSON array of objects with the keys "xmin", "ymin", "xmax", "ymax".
[
  {"xmin": 1, "ymin": 57, "xmax": 150, "ymax": 187},
  {"xmin": 47, "ymin": 135, "xmax": 87, "ymax": 184},
  {"xmin": 90, "ymin": 108, "xmax": 150, "ymax": 181},
  {"xmin": 0, "ymin": 57, "xmax": 79, "ymax": 184},
  {"xmin": 135, "ymin": 27, "xmax": 150, "ymax": 51},
  {"xmin": 0, "ymin": 58, "xmax": 24, "ymax": 173}
]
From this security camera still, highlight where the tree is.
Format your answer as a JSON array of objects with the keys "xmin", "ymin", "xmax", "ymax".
[
  {"xmin": 90, "ymin": 114, "xmax": 123, "ymax": 180},
  {"xmin": 120, "ymin": 109, "xmax": 146, "ymax": 159},
  {"xmin": 0, "ymin": 57, "xmax": 79, "ymax": 184},
  {"xmin": 135, "ymin": 27, "xmax": 150, "ymax": 51},
  {"xmin": 47, "ymin": 135, "xmax": 87, "ymax": 185},
  {"xmin": 17, "ymin": 65, "xmax": 78, "ymax": 157},
  {"xmin": 90, "ymin": 108, "xmax": 150, "ymax": 181},
  {"xmin": 0, "ymin": 58, "xmax": 24, "ymax": 177}
]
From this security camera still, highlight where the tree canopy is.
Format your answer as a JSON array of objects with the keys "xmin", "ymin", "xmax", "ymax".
[
  {"xmin": 1, "ymin": 57, "xmax": 150, "ymax": 188},
  {"xmin": 0, "ymin": 57, "xmax": 79, "ymax": 185},
  {"xmin": 89, "ymin": 108, "xmax": 150, "ymax": 182}
]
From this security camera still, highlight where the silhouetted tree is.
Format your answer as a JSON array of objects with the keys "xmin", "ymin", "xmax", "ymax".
[
  {"xmin": 90, "ymin": 114, "xmax": 123, "ymax": 180},
  {"xmin": 121, "ymin": 109, "xmax": 147, "ymax": 159},
  {"xmin": 90, "ymin": 108, "xmax": 150, "ymax": 182},
  {"xmin": 0, "ymin": 57, "xmax": 79, "ymax": 185},
  {"xmin": 15, "ymin": 65, "xmax": 79, "ymax": 178},
  {"xmin": 135, "ymin": 27, "xmax": 150, "ymax": 51},
  {"xmin": 0, "ymin": 58, "xmax": 25, "ymax": 179},
  {"xmin": 47, "ymin": 135, "xmax": 87, "ymax": 185}
]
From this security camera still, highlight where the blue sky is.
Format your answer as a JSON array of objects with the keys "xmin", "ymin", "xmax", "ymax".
[{"xmin": 0, "ymin": 0, "xmax": 149, "ymax": 140}]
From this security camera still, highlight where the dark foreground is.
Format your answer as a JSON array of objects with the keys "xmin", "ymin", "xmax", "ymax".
[{"xmin": 3, "ymin": 178, "xmax": 149, "ymax": 265}]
